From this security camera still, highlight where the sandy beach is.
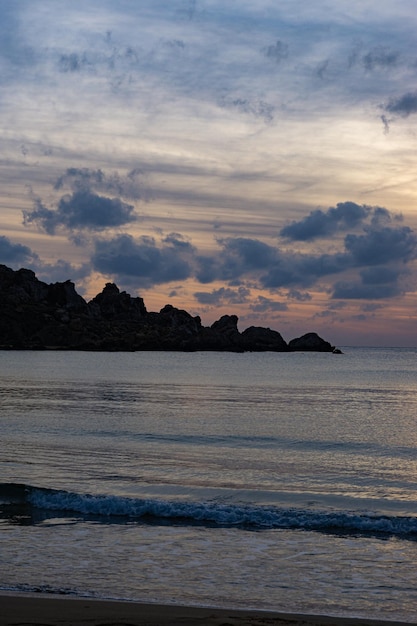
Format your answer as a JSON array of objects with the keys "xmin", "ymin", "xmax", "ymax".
[{"xmin": 0, "ymin": 594, "xmax": 414, "ymax": 626}]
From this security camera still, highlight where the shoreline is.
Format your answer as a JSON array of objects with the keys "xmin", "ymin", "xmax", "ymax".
[{"xmin": 0, "ymin": 593, "xmax": 415, "ymax": 626}]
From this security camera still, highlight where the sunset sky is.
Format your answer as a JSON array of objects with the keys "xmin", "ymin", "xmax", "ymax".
[{"xmin": 1, "ymin": 0, "xmax": 417, "ymax": 346}]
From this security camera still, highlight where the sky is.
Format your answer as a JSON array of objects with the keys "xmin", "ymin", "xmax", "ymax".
[{"xmin": 1, "ymin": 0, "xmax": 417, "ymax": 347}]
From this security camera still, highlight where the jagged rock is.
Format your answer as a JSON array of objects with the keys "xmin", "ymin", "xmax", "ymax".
[
  {"xmin": 158, "ymin": 305, "xmax": 202, "ymax": 334},
  {"xmin": 47, "ymin": 280, "xmax": 88, "ymax": 311},
  {"xmin": 0, "ymin": 265, "xmax": 338, "ymax": 352},
  {"xmin": 241, "ymin": 326, "xmax": 288, "ymax": 351},
  {"xmin": 144, "ymin": 305, "xmax": 203, "ymax": 350},
  {"xmin": 205, "ymin": 315, "xmax": 243, "ymax": 351},
  {"xmin": 90, "ymin": 282, "xmax": 146, "ymax": 320},
  {"xmin": 0, "ymin": 265, "xmax": 48, "ymax": 304},
  {"xmin": 288, "ymin": 332, "xmax": 334, "ymax": 352},
  {"xmin": 211, "ymin": 314, "xmax": 239, "ymax": 333}
]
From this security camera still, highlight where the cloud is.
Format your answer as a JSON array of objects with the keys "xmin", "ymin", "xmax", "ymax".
[
  {"xmin": 195, "ymin": 255, "xmax": 219, "ymax": 284},
  {"xmin": 362, "ymin": 46, "xmax": 399, "ymax": 71},
  {"xmin": 331, "ymin": 262, "xmax": 411, "ymax": 300},
  {"xmin": 361, "ymin": 303, "xmax": 383, "ymax": 312},
  {"xmin": 263, "ymin": 40, "xmax": 289, "ymax": 64},
  {"xmin": 23, "ymin": 167, "xmax": 148, "ymax": 236},
  {"xmin": 58, "ymin": 52, "xmax": 90, "ymax": 73},
  {"xmin": 383, "ymin": 91, "xmax": 417, "ymax": 118},
  {"xmin": 19, "ymin": 183, "xmax": 417, "ymax": 303},
  {"xmin": 163, "ymin": 232, "xmax": 194, "ymax": 251},
  {"xmin": 0, "ymin": 235, "xmax": 38, "ymax": 265},
  {"xmin": 198, "ymin": 236, "xmax": 349, "ymax": 290},
  {"xmin": 218, "ymin": 96, "xmax": 274, "ymax": 123},
  {"xmin": 280, "ymin": 202, "xmax": 370, "ymax": 241},
  {"xmin": 359, "ymin": 266, "xmax": 404, "ymax": 285},
  {"xmin": 315, "ymin": 59, "xmax": 330, "ymax": 80},
  {"xmin": 23, "ymin": 191, "xmax": 137, "ymax": 235},
  {"xmin": 54, "ymin": 168, "xmax": 147, "ymax": 201},
  {"xmin": 345, "ymin": 225, "xmax": 417, "ymax": 265},
  {"xmin": 260, "ymin": 251, "xmax": 349, "ymax": 289},
  {"xmin": 196, "ymin": 207, "xmax": 417, "ymax": 298},
  {"xmin": 286, "ymin": 289, "xmax": 312, "ymax": 301},
  {"xmin": 332, "ymin": 281, "xmax": 401, "ymax": 300},
  {"xmin": 91, "ymin": 233, "xmax": 194, "ymax": 287},
  {"xmin": 250, "ymin": 296, "xmax": 288, "ymax": 312},
  {"xmin": 194, "ymin": 286, "xmax": 250, "ymax": 305},
  {"xmin": 33, "ymin": 259, "xmax": 91, "ymax": 285},
  {"xmin": 217, "ymin": 237, "xmax": 279, "ymax": 273},
  {"xmin": 195, "ymin": 237, "xmax": 278, "ymax": 285}
]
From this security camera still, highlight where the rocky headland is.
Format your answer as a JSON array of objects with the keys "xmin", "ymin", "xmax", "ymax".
[{"xmin": 0, "ymin": 264, "xmax": 339, "ymax": 352}]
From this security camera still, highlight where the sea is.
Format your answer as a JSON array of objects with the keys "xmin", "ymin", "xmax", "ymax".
[{"xmin": 1, "ymin": 347, "xmax": 417, "ymax": 622}]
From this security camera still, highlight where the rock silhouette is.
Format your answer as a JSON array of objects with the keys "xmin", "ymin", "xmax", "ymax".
[{"xmin": 0, "ymin": 264, "xmax": 337, "ymax": 352}]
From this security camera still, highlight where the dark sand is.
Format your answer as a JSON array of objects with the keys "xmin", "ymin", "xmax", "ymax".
[{"xmin": 0, "ymin": 594, "xmax": 414, "ymax": 626}]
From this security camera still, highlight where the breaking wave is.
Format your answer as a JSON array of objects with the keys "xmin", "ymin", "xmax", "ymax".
[{"xmin": 1, "ymin": 482, "xmax": 417, "ymax": 539}]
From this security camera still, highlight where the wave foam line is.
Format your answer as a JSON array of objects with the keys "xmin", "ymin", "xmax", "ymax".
[
  {"xmin": 20, "ymin": 485, "xmax": 417, "ymax": 538},
  {"xmin": 2, "ymin": 483, "xmax": 416, "ymax": 538}
]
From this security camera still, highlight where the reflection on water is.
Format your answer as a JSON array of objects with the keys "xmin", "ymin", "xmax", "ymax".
[{"xmin": 1, "ymin": 349, "xmax": 417, "ymax": 620}]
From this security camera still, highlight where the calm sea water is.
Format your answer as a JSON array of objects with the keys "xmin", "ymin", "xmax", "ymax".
[{"xmin": 1, "ymin": 348, "xmax": 417, "ymax": 621}]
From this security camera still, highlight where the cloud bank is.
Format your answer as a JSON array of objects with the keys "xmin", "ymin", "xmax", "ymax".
[{"xmin": 19, "ymin": 182, "xmax": 415, "ymax": 307}]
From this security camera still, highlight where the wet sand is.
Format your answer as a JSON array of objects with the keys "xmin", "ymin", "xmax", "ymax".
[{"xmin": 0, "ymin": 594, "xmax": 414, "ymax": 626}]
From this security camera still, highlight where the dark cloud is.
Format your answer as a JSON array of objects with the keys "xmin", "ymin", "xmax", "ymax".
[
  {"xmin": 201, "ymin": 210, "xmax": 417, "ymax": 298},
  {"xmin": 362, "ymin": 46, "xmax": 399, "ymax": 71},
  {"xmin": 195, "ymin": 237, "xmax": 278, "ymax": 285},
  {"xmin": 383, "ymin": 91, "xmax": 417, "ymax": 118},
  {"xmin": 217, "ymin": 237, "xmax": 278, "ymax": 274},
  {"xmin": 163, "ymin": 232, "xmax": 194, "ymax": 251},
  {"xmin": 91, "ymin": 233, "xmax": 194, "ymax": 287},
  {"xmin": 369, "ymin": 206, "xmax": 399, "ymax": 227},
  {"xmin": 381, "ymin": 114, "xmax": 390, "ymax": 134},
  {"xmin": 313, "ymin": 309, "xmax": 336, "ymax": 319},
  {"xmin": 332, "ymin": 281, "xmax": 401, "ymax": 300},
  {"xmin": 195, "ymin": 255, "xmax": 219, "ymax": 284},
  {"xmin": 54, "ymin": 168, "xmax": 106, "ymax": 192},
  {"xmin": 327, "ymin": 301, "xmax": 347, "ymax": 311},
  {"xmin": 215, "ymin": 238, "xmax": 290, "ymax": 288},
  {"xmin": 218, "ymin": 96, "xmax": 274, "ymax": 123},
  {"xmin": 54, "ymin": 168, "xmax": 147, "ymax": 201},
  {"xmin": 260, "ymin": 254, "xmax": 313, "ymax": 289},
  {"xmin": 164, "ymin": 39, "xmax": 186, "ymax": 51},
  {"xmin": 23, "ymin": 191, "xmax": 137, "ymax": 235},
  {"xmin": 34, "ymin": 259, "xmax": 91, "ymax": 285},
  {"xmin": 361, "ymin": 303, "xmax": 383, "ymax": 312},
  {"xmin": 0, "ymin": 235, "xmax": 37, "ymax": 264},
  {"xmin": 280, "ymin": 202, "xmax": 370, "ymax": 241},
  {"xmin": 250, "ymin": 296, "xmax": 288, "ymax": 312},
  {"xmin": 331, "ymin": 262, "xmax": 411, "ymax": 301},
  {"xmin": 359, "ymin": 266, "xmax": 403, "ymax": 285},
  {"xmin": 260, "ymin": 251, "xmax": 349, "ymax": 289},
  {"xmin": 19, "ymin": 181, "xmax": 417, "ymax": 304},
  {"xmin": 207, "ymin": 238, "xmax": 345, "ymax": 290},
  {"xmin": 53, "ymin": 36, "xmax": 144, "ymax": 85},
  {"xmin": 263, "ymin": 40, "xmax": 289, "ymax": 64},
  {"xmin": 194, "ymin": 286, "xmax": 250, "ymax": 305},
  {"xmin": 316, "ymin": 60, "xmax": 329, "ymax": 80},
  {"xmin": 58, "ymin": 53, "xmax": 90, "ymax": 73},
  {"xmin": 286, "ymin": 289, "xmax": 312, "ymax": 301},
  {"xmin": 345, "ymin": 225, "xmax": 417, "ymax": 265}
]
